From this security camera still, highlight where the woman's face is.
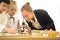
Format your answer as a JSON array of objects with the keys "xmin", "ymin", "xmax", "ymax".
[
  {"xmin": 0, "ymin": 2, "xmax": 8, "ymax": 13},
  {"xmin": 21, "ymin": 10, "xmax": 34, "ymax": 22}
]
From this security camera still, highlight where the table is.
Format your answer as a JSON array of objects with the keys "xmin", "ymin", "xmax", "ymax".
[
  {"xmin": 0, "ymin": 34, "xmax": 60, "ymax": 40},
  {"xmin": 0, "ymin": 30, "xmax": 60, "ymax": 40}
]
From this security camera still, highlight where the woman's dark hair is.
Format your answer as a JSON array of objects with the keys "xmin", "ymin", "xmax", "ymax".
[{"xmin": 0, "ymin": 0, "xmax": 10, "ymax": 4}]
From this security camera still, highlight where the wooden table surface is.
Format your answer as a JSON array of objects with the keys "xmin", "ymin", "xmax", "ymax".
[
  {"xmin": 0, "ymin": 34, "xmax": 60, "ymax": 40},
  {"xmin": 0, "ymin": 30, "xmax": 60, "ymax": 40}
]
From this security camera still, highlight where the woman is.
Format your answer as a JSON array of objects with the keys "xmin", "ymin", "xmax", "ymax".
[{"xmin": 21, "ymin": 2, "xmax": 56, "ymax": 31}]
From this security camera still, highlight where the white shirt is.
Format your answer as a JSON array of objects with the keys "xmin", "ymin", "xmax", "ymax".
[
  {"xmin": 30, "ymin": 14, "xmax": 42, "ymax": 29},
  {"xmin": 0, "ymin": 13, "xmax": 19, "ymax": 32}
]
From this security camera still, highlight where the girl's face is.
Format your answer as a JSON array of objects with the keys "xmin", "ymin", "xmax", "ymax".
[{"xmin": 8, "ymin": 5, "xmax": 17, "ymax": 16}]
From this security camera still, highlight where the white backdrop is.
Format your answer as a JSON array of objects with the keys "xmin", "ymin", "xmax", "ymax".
[{"xmin": 15, "ymin": 0, "xmax": 60, "ymax": 32}]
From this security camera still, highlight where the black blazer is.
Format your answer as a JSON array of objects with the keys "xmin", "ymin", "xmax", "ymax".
[{"xmin": 27, "ymin": 9, "xmax": 56, "ymax": 30}]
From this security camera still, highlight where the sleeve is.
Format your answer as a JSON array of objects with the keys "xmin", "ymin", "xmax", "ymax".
[
  {"xmin": 0, "ymin": 14, "xmax": 6, "ymax": 32},
  {"xmin": 40, "ymin": 10, "xmax": 56, "ymax": 30},
  {"xmin": 35, "ymin": 9, "xmax": 56, "ymax": 30},
  {"xmin": 0, "ymin": 24, "xmax": 5, "ymax": 32},
  {"xmin": 45, "ymin": 14, "xmax": 56, "ymax": 30}
]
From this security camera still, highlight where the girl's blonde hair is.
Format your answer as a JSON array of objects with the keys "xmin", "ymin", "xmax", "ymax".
[
  {"xmin": 8, "ymin": 1, "xmax": 17, "ymax": 8},
  {"xmin": 21, "ymin": 2, "xmax": 33, "ymax": 12},
  {"xmin": 6, "ymin": 1, "xmax": 17, "ymax": 13}
]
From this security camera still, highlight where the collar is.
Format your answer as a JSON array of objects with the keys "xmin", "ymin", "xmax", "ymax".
[
  {"xmin": 30, "ymin": 13, "xmax": 37, "ymax": 22},
  {"xmin": 6, "ymin": 13, "xmax": 15, "ymax": 18}
]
